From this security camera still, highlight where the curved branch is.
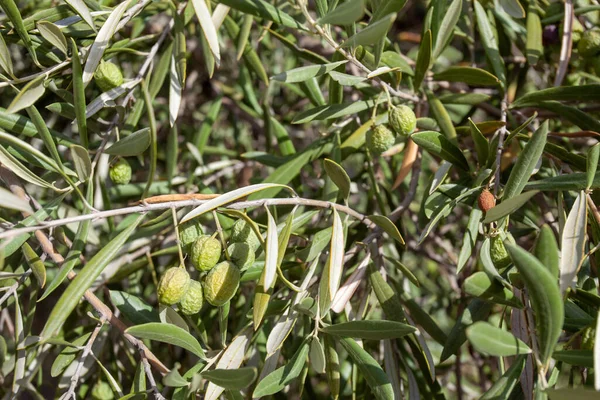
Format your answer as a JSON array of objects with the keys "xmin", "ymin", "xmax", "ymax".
[{"xmin": 0, "ymin": 196, "xmax": 373, "ymax": 240}]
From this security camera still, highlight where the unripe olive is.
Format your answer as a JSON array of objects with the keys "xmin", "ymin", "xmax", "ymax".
[
  {"xmin": 227, "ymin": 242, "xmax": 255, "ymax": 269},
  {"xmin": 157, "ymin": 267, "xmax": 190, "ymax": 305},
  {"xmin": 389, "ymin": 105, "xmax": 417, "ymax": 136},
  {"xmin": 94, "ymin": 60, "xmax": 124, "ymax": 92},
  {"xmin": 204, "ymin": 261, "xmax": 240, "ymax": 306},
  {"xmin": 179, "ymin": 220, "xmax": 203, "ymax": 250},
  {"xmin": 191, "ymin": 235, "xmax": 222, "ymax": 272},
  {"xmin": 582, "ymin": 326, "xmax": 596, "ymax": 350},
  {"xmin": 109, "ymin": 158, "xmax": 132, "ymax": 185},
  {"xmin": 179, "ymin": 279, "xmax": 204, "ymax": 315},
  {"xmin": 366, "ymin": 125, "xmax": 395, "ymax": 155},
  {"xmin": 490, "ymin": 236, "xmax": 511, "ymax": 270},
  {"xmin": 230, "ymin": 219, "xmax": 261, "ymax": 251},
  {"xmin": 578, "ymin": 29, "xmax": 600, "ymax": 58}
]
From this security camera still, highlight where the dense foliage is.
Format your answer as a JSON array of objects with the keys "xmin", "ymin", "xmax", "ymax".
[{"xmin": 1, "ymin": 0, "xmax": 600, "ymax": 398}]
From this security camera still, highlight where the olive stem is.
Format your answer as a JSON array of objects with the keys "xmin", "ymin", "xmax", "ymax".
[{"xmin": 0, "ymin": 196, "xmax": 374, "ymax": 240}]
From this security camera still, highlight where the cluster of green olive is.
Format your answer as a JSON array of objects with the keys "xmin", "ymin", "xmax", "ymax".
[
  {"xmin": 367, "ymin": 105, "xmax": 417, "ymax": 155},
  {"xmin": 156, "ymin": 219, "xmax": 260, "ymax": 315}
]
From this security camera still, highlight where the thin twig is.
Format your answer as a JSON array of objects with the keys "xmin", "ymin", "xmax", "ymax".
[
  {"xmin": 554, "ymin": 0, "xmax": 574, "ymax": 87},
  {"xmin": 493, "ymin": 94, "xmax": 509, "ymax": 196},
  {"xmin": 61, "ymin": 319, "xmax": 106, "ymax": 400},
  {"xmin": 0, "ymin": 196, "xmax": 373, "ymax": 240},
  {"xmin": 135, "ymin": 341, "xmax": 166, "ymax": 400}
]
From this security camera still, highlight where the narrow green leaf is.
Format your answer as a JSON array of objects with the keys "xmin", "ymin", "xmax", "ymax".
[
  {"xmin": 70, "ymin": 144, "xmax": 91, "ymax": 182},
  {"xmin": 191, "ymin": 0, "xmax": 221, "ymax": 63},
  {"xmin": 464, "ymin": 271, "xmax": 523, "ymax": 308},
  {"xmin": 368, "ymin": 264, "xmax": 406, "ymax": 322},
  {"xmin": 587, "ymin": 143, "xmax": 600, "ymax": 190},
  {"xmin": 440, "ymin": 92, "xmax": 491, "ymax": 104},
  {"xmin": 534, "ymin": 225, "xmax": 560, "ymax": 279},
  {"xmin": 545, "ymin": 388, "xmax": 600, "ymax": 399},
  {"xmin": 505, "ymin": 243, "xmax": 564, "ymax": 366},
  {"xmin": 426, "ymin": 90, "xmax": 457, "ymax": 140},
  {"xmin": 253, "ymin": 340, "xmax": 309, "ymax": 397},
  {"xmin": 163, "ymin": 369, "xmax": 189, "ymax": 388},
  {"xmin": 0, "ymin": 34, "xmax": 14, "ymax": 76},
  {"xmin": 480, "ymin": 355, "xmax": 526, "ymax": 399},
  {"xmin": 414, "ymin": 29, "xmax": 432, "ymax": 88},
  {"xmin": 503, "ymin": 121, "xmax": 548, "ymax": 201},
  {"xmin": 526, "ymin": 6, "xmax": 543, "ymax": 65},
  {"xmin": 474, "ymin": 0, "xmax": 506, "ymax": 86},
  {"xmin": 318, "ymin": 0, "xmax": 365, "ymax": 25},
  {"xmin": 482, "ymin": 191, "xmax": 538, "ymax": 223},
  {"xmin": 432, "ymin": 0, "xmax": 462, "ymax": 59},
  {"xmin": 328, "ymin": 70, "xmax": 367, "ymax": 86},
  {"xmin": 411, "ymin": 130, "xmax": 469, "ymax": 170},
  {"xmin": 7, "ymin": 75, "xmax": 46, "ymax": 114},
  {"xmin": 205, "ymin": 329, "xmax": 251, "ymax": 400},
  {"xmin": 37, "ymin": 21, "xmax": 67, "ymax": 55},
  {"xmin": 126, "ymin": 322, "xmax": 206, "ymax": 359},
  {"xmin": 499, "ymin": 0, "xmax": 525, "ymax": 18},
  {"xmin": 323, "ymin": 335, "xmax": 340, "ymax": 398},
  {"xmin": 319, "ymin": 209, "xmax": 344, "ymax": 314},
  {"xmin": 322, "ymin": 320, "xmax": 416, "ymax": 339},
  {"xmin": 236, "ymin": 15, "xmax": 253, "ymax": 60},
  {"xmin": 292, "ymin": 99, "xmax": 380, "ymax": 124},
  {"xmin": 109, "ymin": 290, "xmax": 160, "ymax": 325},
  {"xmin": 105, "ymin": 128, "xmax": 151, "ymax": 156},
  {"xmin": 512, "ymin": 85, "xmax": 600, "ymax": 107},
  {"xmin": 70, "ymin": 39, "xmax": 88, "ymax": 148},
  {"xmin": 218, "ymin": 0, "xmax": 306, "ymax": 30},
  {"xmin": 385, "ymin": 257, "xmax": 419, "ymax": 286},
  {"xmin": 0, "ymin": 186, "xmax": 33, "ymax": 214},
  {"xmin": 64, "ymin": 0, "xmax": 96, "ymax": 31},
  {"xmin": 467, "ymin": 322, "xmax": 531, "ymax": 356},
  {"xmin": 339, "ymin": 338, "xmax": 394, "ymax": 400},
  {"xmin": 193, "ymin": 96, "xmax": 222, "ymax": 153},
  {"xmin": 521, "ymin": 101, "xmax": 600, "ymax": 132},
  {"xmin": 323, "ymin": 158, "xmax": 351, "ymax": 199},
  {"xmin": 560, "ymin": 191, "xmax": 587, "ymax": 293},
  {"xmin": 202, "ymin": 367, "xmax": 257, "ymax": 390},
  {"xmin": 261, "ymin": 207, "xmax": 278, "ymax": 290},
  {"xmin": 469, "ymin": 118, "xmax": 489, "ymax": 164},
  {"xmin": 552, "ymin": 350, "xmax": 593, "ymax": 367},
  {"xmin": 369, "ymin": 215, "xmax": 405, "ymax": 244},
  {"xmin": 40, "ymin": 215, "xmax": 144, "ymax": 338},
  {"xmin": 50, "ymin": 333, "xmax": 90, "ymax": 377},
  {"xmin": 342, "ymin": 14, "xmax": 395, "ymax": 48},
  {"xmin": 272, "ymin": 61, "xmax": 347, "ymax": 83},
  {"xmin": 457, "ymin": 206, "xmax": 482, "ymax": 273},
  {"xmin": 434, "ymin": 66, "xmax": 500, "ymax": 86},
  {"xmin": 22, "ymin": 242, "xmax": 46, "ymax": 287},
  {"xmin": 309, "ymin": 336, "xmax": 326, "ymax": 373}
]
